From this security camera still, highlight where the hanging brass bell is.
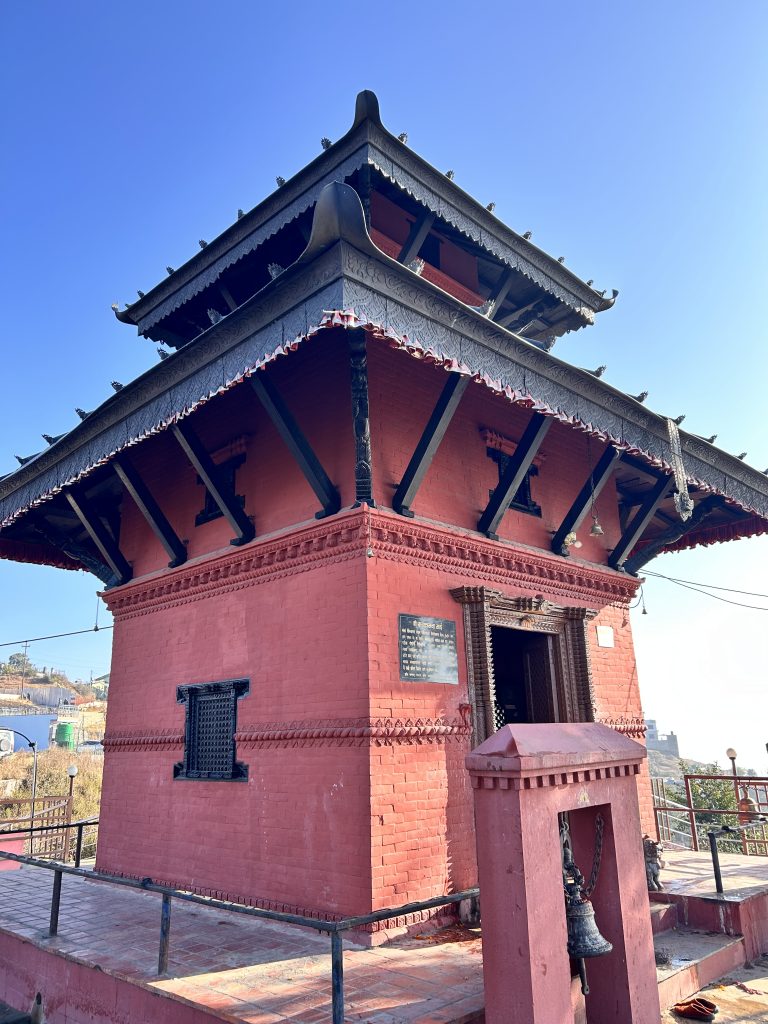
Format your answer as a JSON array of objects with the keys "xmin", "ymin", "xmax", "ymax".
[{"xmin": 566, "ymin": 897, "xmax": 613, "ymax": 959}]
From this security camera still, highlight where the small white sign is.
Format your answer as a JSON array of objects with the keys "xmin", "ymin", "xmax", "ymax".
[{"xmin": 596, "ymin": 625, "xmax": 615, "ymax": 648}]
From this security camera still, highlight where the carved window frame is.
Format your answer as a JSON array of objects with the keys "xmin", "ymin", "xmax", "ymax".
[
  {"xmin": 174, "ymin": 678, "xmax": 249, "ymax": 781},
  {"xmin": 451, "ymin": 586, "xmax": 596, "ymax": 746}
]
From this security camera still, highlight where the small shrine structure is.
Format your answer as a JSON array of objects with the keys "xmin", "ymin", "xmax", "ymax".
[{"xmin": 1, "ymin": 91, "xmax": 767, "ymax": 933}]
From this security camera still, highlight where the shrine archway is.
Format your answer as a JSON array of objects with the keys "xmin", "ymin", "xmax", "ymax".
[{"xmin": 451, "ymin": 587, "xmax": 597, "ymax": 745}]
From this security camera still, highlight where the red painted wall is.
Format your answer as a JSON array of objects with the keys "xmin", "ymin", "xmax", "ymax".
[{"xmin": 100, "ymin": 331, "xmax": 651, "ymax": 921}]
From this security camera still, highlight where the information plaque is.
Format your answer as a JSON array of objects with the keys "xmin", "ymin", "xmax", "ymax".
[{"xmin": 398, "ymin": 614, "xmax": 459, "ymax": 684}]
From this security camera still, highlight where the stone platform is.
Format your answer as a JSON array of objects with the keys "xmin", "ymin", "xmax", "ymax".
[{"xmin": 0, "ymin": 865, "xmax": 483, "ymax": 1024}]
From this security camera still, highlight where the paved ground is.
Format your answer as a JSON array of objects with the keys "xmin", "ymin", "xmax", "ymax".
[
  {"xmin": 661, "ymin": 849, "xmax": 768, "ymax": 898},
  {"xmin": 662, "ymin": 955, "xmax": 768, "ymax": 1023},
  {"xmin": 0, "ymin": 865, "xmax": 483, "ymax": 1023}
]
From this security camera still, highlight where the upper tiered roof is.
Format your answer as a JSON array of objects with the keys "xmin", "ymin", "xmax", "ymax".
[
  {"xmin": 114, "ymin": 91, "xmax": 616, "ymax": 351},
  {"xmin": 1, "ymin": 92, "xmax": 766, "ymax": 581}
]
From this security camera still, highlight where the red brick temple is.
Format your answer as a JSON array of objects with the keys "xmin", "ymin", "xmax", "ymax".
[{"xmin": 2, "ymin": 90, "xmax": 767, "ymax": 933}]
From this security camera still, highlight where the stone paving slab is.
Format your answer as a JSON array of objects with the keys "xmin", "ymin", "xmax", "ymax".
[
  {"xmin": 661, "ymin": 954, "xmax": 768, "ymax": 1023},
  {"xmin": 661, "ymin": 849, "xmax": 768, "ymax": 899},
  {"xmin": 0, "ymin": 865, "xmax": 484, "ymax": 1023}
]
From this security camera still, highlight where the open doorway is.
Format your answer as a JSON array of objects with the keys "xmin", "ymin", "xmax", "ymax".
[{"xmin": 490, "ymin": 626, "xmax": 561, "ymax": 728}]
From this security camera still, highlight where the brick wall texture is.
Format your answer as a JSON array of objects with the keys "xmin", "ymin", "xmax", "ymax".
[{"xmin": 98, "ymin": 332, "xmax": 653, "ymax": 919}]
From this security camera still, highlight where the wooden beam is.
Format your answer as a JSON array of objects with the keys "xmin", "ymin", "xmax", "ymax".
[
  {"xmin": 624, "ymin": 496, "xmax": 723, "ymax": 575},
  {"xmin": 478, "ymin": 413, "xmax": 552, "ymax": 539},
  {"xmin": 496, "ymin": 296, "xmax": 546, "ymax": 329},
  {"xmin": 171, "ymin": 421, "xmax": 255, "ymax": 545},
  {"xmin": 218, "ymin": 285, "xmax": 238, "ymax": 312},
  {"xmin": 397, "ymin": 211, "xmax": 436, "ymax": 266},
  {"xmin": 249, "ymin": 372, "xmax": 340, "ymax": 519},
  {"xmin": 348, "ymin": 329, "xmax": 375, "ymax": 507},
  {"xmin": 113, "ymin": 455, "xmax": 187, "ymax": 568},
  {"xmin": 487, "ymin": 269, "xmax": 516, "ymax": 322},
  {"xmin": 393, "ymin": 374, "xmax": 470, "ymax": 517},
  {"xmin": 551, "ymin": 446, "xmax": 622, "ymax": 555},
  {"xmin": 608, "ymin": 474, "xmax": 671, "ymax": 570},
  {"xmin": 64, "ymin": 488, "xmax": 132, "ymax": 586}
]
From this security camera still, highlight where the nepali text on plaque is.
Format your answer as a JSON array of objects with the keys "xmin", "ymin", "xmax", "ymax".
[{"xmin": 398, "ymin": 614, "xmax": 459, "ymax": 684}]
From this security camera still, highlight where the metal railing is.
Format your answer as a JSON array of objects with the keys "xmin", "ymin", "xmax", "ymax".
[
  {"xmin": 707, "ymin": 818, "xmax": 768, "ymax": 894},
  {"xmin": 0, "ymin": 847, "xmax": 478, "ymax": 1024},
  {"xmin": 0, "ymin": 816, "xmax": 98, "ymax": 866},
  {"xmin": 652, "ymin": 773, "xmax": 768, "ymax": 855}
]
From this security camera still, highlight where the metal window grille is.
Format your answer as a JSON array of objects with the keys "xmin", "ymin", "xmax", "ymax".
[{"xmin": 174, "ymin": 678, "xmax": 249, "ymax": 781}]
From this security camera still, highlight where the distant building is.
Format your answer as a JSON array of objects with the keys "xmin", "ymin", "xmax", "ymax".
[{"xmin": 645, "ymin": 719, "xmax": 679, "ymax": 757}]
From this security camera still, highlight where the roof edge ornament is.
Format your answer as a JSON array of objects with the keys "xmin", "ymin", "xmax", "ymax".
[
  {"xmin": 597, "ymin": 288, "xmax": 619, "ymax": 311},
  {"xmin": 296, "ymin": 181, "xmax": 372, "ymax": 264},
  {"xmin": 351, "ymin": 90, "xmax": 383, "ymax": 131}
]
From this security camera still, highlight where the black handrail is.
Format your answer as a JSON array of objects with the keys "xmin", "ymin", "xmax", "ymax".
[
  {"xmin": 0, "ymin": 848, "xmax": 478, "ymax": 1024},
  {"xmin": 707, "ymin": 816, "xmax": 768, "ymax": 894},
  {"xmin": 0, "ymin": 817, "xmax": 98, "ymax": 867}
]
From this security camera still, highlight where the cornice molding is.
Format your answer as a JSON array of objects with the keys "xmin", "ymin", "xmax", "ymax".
[
  {"xmin": 469, "ymin": 761, "xmax": 642, "ymax": 791},
  {"xmin": 102, "ymin": 506, "xmax": 638, "ymax": 621},
  {"xmin": 595, "ymin": 716, "xmax": 648, "ymax": 739}
]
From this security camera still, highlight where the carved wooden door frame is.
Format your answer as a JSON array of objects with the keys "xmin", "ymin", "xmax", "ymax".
[{"xmin": 451, "ymin": 586, "xmax": 597, "ymax": 745}]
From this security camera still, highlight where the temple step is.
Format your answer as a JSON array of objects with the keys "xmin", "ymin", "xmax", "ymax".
[
  {"xmin": 650, "ymin": 901, "xmax": 679, "ymax": 934},
  {"xmin": 656, "ymin": 927, "xmax": 746, "ymax": 1009}
]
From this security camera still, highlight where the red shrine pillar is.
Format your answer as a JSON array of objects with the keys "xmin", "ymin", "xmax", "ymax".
[{"xmin": 467, "ymin": 723, "xmax": 660, "ymax": 1024}]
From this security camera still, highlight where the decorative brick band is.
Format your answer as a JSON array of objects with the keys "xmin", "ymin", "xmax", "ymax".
[
  {"xmin": 104, "ymin": 506, "xmax": 638, "ymax": 620},
  {"xmin": 102, "ymin": 729, "xmax": 184, "ymax": 752},
  {"xmin": 470, "ymin": 761, "xmax": 642, "ymax": 791},
  {"xmin": 369, "ymin": 510, "xmax": 638, "ymax": 604},
  {"xmin": 597, "ymin": 716, "xmax": 648, "ymax": 739},
  {"xmin": 235, "ymin": 716, "xmax": 471, "ymax": 749}
]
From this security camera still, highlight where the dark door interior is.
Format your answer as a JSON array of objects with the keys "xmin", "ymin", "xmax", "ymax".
[{"xmin": 490, "ymin": 626, "xmax": 560, "ymax": 729}]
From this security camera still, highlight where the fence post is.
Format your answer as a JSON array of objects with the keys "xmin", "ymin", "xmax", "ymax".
[
  {"xmin": 49, "ymin": 870, "xmax": 63, "ymax": 936},
  {"xmin": 708, "ymin": 832, "xmax": 724, "ymax": 894},
  {"xmin": 74, "ymin": 824, "xmax": 84, "ymax": 868},
  {"xmin": 684, "ymin": 775, "xmax": 699, "ymax": 851},
  {"xmin": 331, "ymin": 930, "xmax": 344, "ymax": 1024},
  {"xmin": 158, "ymin": 894, "xmax": 172, "ymax": 975}
]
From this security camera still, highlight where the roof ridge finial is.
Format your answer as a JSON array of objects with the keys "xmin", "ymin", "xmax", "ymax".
[{"xmin": 352, "ymin": 90, "xmax": 382, "ymax": 130}]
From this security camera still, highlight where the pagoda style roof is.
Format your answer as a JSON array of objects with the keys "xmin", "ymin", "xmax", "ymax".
[
  {"xmin": 1, "ymin": 97, "xmax": 767, "ymax": 580},
  {"xmin": 114, "ymin": 92, "xmax": 615, "ymax": 350}
]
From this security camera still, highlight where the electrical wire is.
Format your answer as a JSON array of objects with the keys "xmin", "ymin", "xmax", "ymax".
[
  {"xmin": 0, "ymin": 625, "xmax": 113, "ymax": 649},
  {"xmin": 643, "ymin": 570, "xmax": 768, "ymax": 599},
  {"xmin": 645, "ymin": 576, "xmax": 768, "ymax": 611}
]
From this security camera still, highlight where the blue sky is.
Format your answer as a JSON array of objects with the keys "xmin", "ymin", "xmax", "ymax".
[{"xmin": 1, "ymin": 2, "xmax": 766, "ymax": 767}]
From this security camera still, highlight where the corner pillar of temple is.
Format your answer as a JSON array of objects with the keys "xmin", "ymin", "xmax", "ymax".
[{"xmin": 466, "ymin": 722, "xmax": 660, "ymax": 1024}]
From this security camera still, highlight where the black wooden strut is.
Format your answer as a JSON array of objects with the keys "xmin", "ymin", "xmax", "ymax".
[
  {"xmin": 171, "ymin": 422, "xmax": 255, "ymax": 545},
  {"xmin": 112, "ymin": 455, "xmax": 187, "ymax": 568},
  {"xmin": 487, "ymin": 269, "xmax": 515, "ymax": 322},
  {"xmin": 478, "ymin": 413, "xmax": 552, "ymax": 539},
  {"xmin": 608, "ymin": 474, "xmax": 671, "ymax": 570},
  {"xmin": 63, "ymin": 487, "xmax": 133, "ymax": 586},
  {"xmin": 348, "ymin": 329, "xmax": 375, "ymax": 507},
  {"xmin": 397, "ymin": 211, "xmax": 436, "ymax": 266},
  {"xmin": 248, "ymin": 372, "xmax": 340, "ymax": 519},
  {"xmin": 623, "ymin": 495, "xmax": 723, "ymax": 575},
  {"xmin": 393, "ymin": 374, "xmax": 470, "ymax": 517},
  {"xmin": 551, "ymin": 446, "xmax": 623, "ymax": 556}
]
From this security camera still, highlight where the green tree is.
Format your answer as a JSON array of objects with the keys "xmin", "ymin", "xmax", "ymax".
[
  {"xmin": 680, "ymin": 760, "xmax": 742, "ymax": 853},
  {"xmin": 7, "ymin": 652, "xmax": 35, "ymax": 676}
]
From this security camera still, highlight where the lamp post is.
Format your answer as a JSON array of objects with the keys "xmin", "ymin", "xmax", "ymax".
[
  {"xmin": 726, "ymin": 747, "xmax": 746, "ymax": 854},
  {"xmin": 65, "ymin": 764, "xmax": 78, "ymax": 862}
]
